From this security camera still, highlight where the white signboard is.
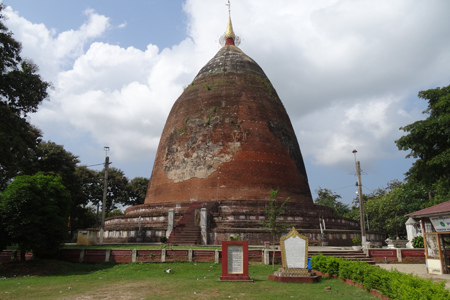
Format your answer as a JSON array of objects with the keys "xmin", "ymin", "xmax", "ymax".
[
  {"xmin": 284, "ymin": 236, "xmax": 306, "ymax": 269},
  {"xmin": 430, "ymin": 215, "xmax": 450, "ymax": 232},
  {"xmin": 227, "ymin": 245, "xmax": 243, "ymax": 274}
]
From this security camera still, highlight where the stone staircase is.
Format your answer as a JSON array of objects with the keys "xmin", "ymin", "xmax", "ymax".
[
  {"xmin": 167, "ymin": 201, "xmax": 216, "ymax": 245},
  {"xmin": 309, "ymin": 250, "xmax": 376, "ymax": 265}
]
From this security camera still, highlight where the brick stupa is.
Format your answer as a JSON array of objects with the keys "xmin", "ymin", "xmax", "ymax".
[{"xmin": 103, "ymin": 10, "xmax": 370, "ymax": 246}]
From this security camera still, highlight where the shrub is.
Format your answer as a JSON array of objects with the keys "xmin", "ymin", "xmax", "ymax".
[
  {"xmin": 310, "ymin": 254, "xmax": 450, "ymax": 300},
  {"xmin": 413, "ymin": 236, "xmax": 424, "ymax": 248},
  {"xmin": 228, "ymin": 234, "xmax": 240, "ymax": 241},
  {"xmin": 352, "ymin": 237, "xmax": 361, "ymax": 246},
  {"xmin": 325, "ymin": 256, "xmax": 340, "ymax": 277},
  {"xmin": 160, "ymin": 236, "xmax": 168, "ymax": 243},
  {"xmin": 311, "ymin": 254, "xmax": 327, "ymax": 273}
]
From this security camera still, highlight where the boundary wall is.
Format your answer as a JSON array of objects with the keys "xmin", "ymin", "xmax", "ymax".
[{"xmin": 0, "ymin": 248, "xmax": 425, "ymax": 264}]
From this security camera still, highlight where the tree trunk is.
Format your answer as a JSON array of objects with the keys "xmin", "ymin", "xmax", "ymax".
[{"xmin": 272, "ymin": 234, "xmax": 275, "ymax": 271}]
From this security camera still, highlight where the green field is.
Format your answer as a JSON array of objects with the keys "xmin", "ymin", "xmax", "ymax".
[{"xmin": 0, "ymin": 260, "xmax": 378, "ymax": 299}]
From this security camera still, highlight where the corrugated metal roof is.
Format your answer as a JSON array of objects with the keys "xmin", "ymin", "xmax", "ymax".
[{"xmin": 407, "ymin": 200, "xmax": 450, "ymax": 217}]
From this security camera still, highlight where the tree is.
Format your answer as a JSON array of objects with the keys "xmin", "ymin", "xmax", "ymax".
[
  {"xmin": 314, "ymin": 188, "xmax": 350, "ymax": 217},
  {"xmin": 73, "ymin": 166, "xmax": 102, "ymax": 228},
  {"xmin": 0, "ymin": 212, "xmax": 8, "ymax": 251},
  {"xmin": 260, "ymin": 189, "xmax": 290, "ymax": 270},
  {"xmin": 126, "ymin": 177, "xmax": 149, "ymax": 206},
  {"xmin": 102, "ymin": 167, "xmax": 129, "ymax": 213},
  {"xmin": 20, "ymin": 141, "xmax": 97, "ymax": 235},
  {"xmin": 363, "ymin": 180, "xmax": 427, "ymax": 238},
  {"xmin": 0, "ymin": 173, "xmax": 70, "ymax": 260},
  {"xmin": 0, "ymin": 5, "xmax": 50, "ymax": 189},
  {"xmin": 396, "ymin": 84, "xmax": 450, "ymax": 204}
]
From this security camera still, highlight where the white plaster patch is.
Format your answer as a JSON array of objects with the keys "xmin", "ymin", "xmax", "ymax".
[{"xmin": 163, "ymin": 140, "xmax": 240, "ymax": 182}]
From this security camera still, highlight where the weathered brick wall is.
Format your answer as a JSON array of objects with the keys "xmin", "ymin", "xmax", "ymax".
[
  {"xmin": 165, "ymin": 250, "xmax": 190, "ymax": 262},
  {"xmin": 110, "ymin": 250, "xmax": 132, "ymax": 263},
  {"xmin": 83, "ymin": 250, "xmax": 106, "ymax": 263},
  {"xmin": 146, "ymin": 69, "xmax": 313, "ymax": 205},
  {"xmin": 368, "ymin": 248, "xmax": 426, "ymax": 263},
  {"xmin": 193, "ymin": 250, "xmax": 216, "ymax": 262},
  {"xmin": 136, "ymin": 250, "xmax": 161, "ymax": 262}
]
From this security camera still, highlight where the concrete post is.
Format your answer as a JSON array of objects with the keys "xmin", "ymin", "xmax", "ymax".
[
  {"xmin": 79, "ymin": 249, "xmax": 85, "ymax": 263},
  {"xmin": 188, "ymin": 249, "xmax": 193, "ymax": 262},
  {"xmin": 161, "ymin": 249, "xmax": 166, "ymax": 262},
  {"xmin": 200, "ymin": 208, "xmax": 208, "ymax": 245},
  {"xmin": 132, "ymin": 249, "xmax": 137, "ymax": 263},
  {"xmin": 263, "ymin": 249, "xmax": 270, "ymax": 265},
  {"xmin": 397, "ymin": 248, "xmax": 402, "ymax": 263},
  {"xmin": 105, "ymin": 249, "xmax": 111, "ymax": 262},
  {"xmin": 215, "ymin": 249, "xmax": 219, "ymax": 264}
]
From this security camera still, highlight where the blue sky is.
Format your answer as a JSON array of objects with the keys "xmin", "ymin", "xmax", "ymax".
[{"xmin": 2, "ymin": 0, "xmax": 449, "ymax": 206}]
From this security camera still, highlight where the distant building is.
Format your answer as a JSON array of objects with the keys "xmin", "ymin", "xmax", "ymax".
[{"xmin": 407, "ymin": 201, "xmax": 450, "ymax": 274}]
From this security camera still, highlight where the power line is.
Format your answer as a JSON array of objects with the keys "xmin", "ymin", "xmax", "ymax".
[{"xmin": 86, "ymin": 163, "xmax": 104, "ymax": 167}]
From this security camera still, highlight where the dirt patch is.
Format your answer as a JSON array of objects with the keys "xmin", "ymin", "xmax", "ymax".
[{"xmin": 65, "ymin": 282, "xmax": 150, "ymax": 300}]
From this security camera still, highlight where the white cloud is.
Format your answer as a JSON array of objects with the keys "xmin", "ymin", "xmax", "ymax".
[
  {"xmin": 3, "ymin": 7, "xmax": 110, "ymax": 81},
  {"xmin": 3, "ymin": 0, "xmax": 450, "ymax": 181}
]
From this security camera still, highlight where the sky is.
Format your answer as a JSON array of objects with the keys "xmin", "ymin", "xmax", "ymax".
[{"xmin": 2, "ymin": 0, "xmax": 450, "ymax": 206}]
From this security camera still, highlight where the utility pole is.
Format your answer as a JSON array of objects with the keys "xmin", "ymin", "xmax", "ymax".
[
  {"xmin": 99, "ymin": 147, "xmax": 110, "ymax": 244},
  {"xmin": 353, "ymin": 150, "xmax": 366, "ymax": 246}
]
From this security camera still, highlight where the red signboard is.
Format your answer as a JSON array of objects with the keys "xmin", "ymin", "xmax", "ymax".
[{"xmin": 219, "ymin": 241, "xmax": 253, "ymax": 282}]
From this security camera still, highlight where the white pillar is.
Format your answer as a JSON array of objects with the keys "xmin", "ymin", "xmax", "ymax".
[
  {"xmin": 188, "ymin": 249, "xmax": 193, "ymax": 262},
  {"xmin": 132, "ymin": 249, "xmax": 137, "ymax": 262},
  {"xmin": 105, "ymin": 249, "xmax": 111, "ymax": 262},
  {"xmin": 200, "ymin": 208, "xmax": 208, "ymax": 245},
  {"xmin": 215, "ymin": 249, "xmax": 219, "ymax": 264},
  {"xmin": 167, "ymin": 209, "xmax": 175, "ymax": 237}
]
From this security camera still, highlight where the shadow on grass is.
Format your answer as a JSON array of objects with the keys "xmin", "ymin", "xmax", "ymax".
[{"xmin": 0, "ymin": 259, "xmax": 117, "ymax": 278}]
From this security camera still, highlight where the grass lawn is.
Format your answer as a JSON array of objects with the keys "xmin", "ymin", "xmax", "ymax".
[{"xmin": 0, "ymin": 260, "xmax": 378, "ymax": 299}]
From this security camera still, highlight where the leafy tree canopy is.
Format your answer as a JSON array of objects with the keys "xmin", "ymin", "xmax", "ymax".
[
  {"xmin": 396, "ymin": 84, "xmax": 450, "ymax": 204},
  {"xmin": 126, "ymin": 177, "xmax": 149, "ymax": 206},
  {"xmin": 362, "ymin": 180, "xmax": 427, "ymax": 238},
  {"xmin": 0, "ymin": 5, "xmax": 50, "ymax": 189},
  {"xmin": 314, "ymin": 187, "xmax": 350, "ymax": 217},
  {"xmin": 101, "ymin": 167, "xmax": 129, "ymax": 213},
  {"xmin": 0, "ymin": 173, "xmax": 70, "ymax": 258}
]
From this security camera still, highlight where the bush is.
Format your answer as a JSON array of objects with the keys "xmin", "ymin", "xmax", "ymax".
[
  {"xmin": 311, "ymin": 254, "xmax": 327, "ymax": 273},
  {"xmin": 228, "ymin": 234, "xmax": 240, "ymax": 241},
  {"xmin": 413, "ymin": 236, "xmax": 424, "ymax": 248},
  {"xmin": 352, "ymin": 237, "xmax": 361, "ymax": 246},
  {"xmin": 311, "ymin": 254, "xmax": 450, "ymax": 300},
  {"xmin": 160, "ymin": 236, "xmax": 167, "ymax": 243}
]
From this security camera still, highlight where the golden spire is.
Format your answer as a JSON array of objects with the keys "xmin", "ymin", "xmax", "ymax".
[
  {"xmin": 220, "ymin": 0, "xmax": 241, "ymax": 46},
  {"xmin": 225, "ymin": 1, "xmax": 235, "ymax": 39}
]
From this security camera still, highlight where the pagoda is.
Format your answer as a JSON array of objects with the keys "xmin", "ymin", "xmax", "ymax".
[{"xmin": 102, "ymin": 5, "xmax": 375, "ymax": 246}]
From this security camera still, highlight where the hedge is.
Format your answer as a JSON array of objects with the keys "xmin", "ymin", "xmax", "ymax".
[{"xmin": 311, "ymin": 254, "xmax": 450, "ymax": 300}]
